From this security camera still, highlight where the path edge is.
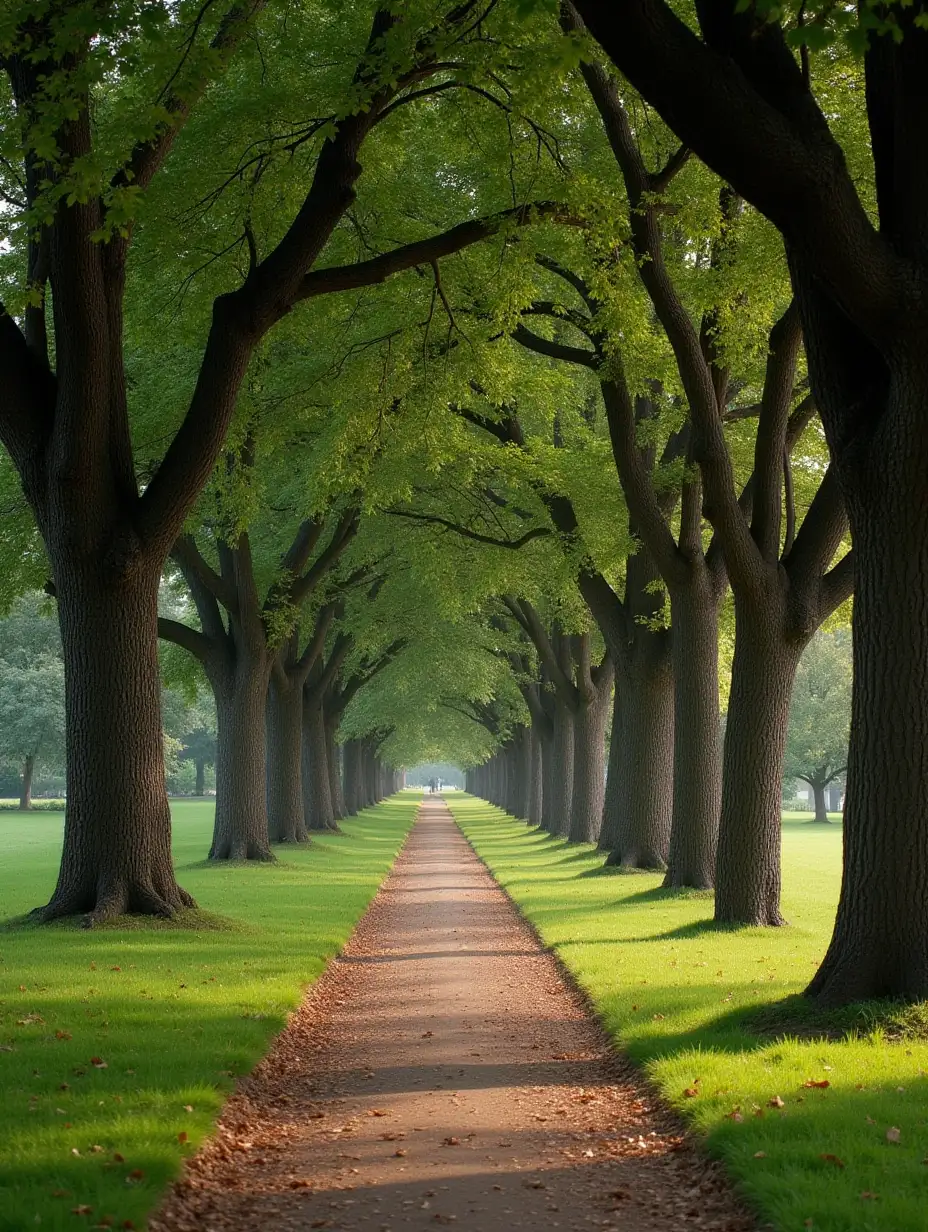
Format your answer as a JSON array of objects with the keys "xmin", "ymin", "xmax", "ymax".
[{"xmin": 446, "ymin": 799, "xmax": 766, "ymax": 1232}]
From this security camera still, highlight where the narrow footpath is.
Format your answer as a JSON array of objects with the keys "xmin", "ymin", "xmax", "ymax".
[{"xmin": 153, "ymin": 800, "xmax": 752, "ymax": 1232}]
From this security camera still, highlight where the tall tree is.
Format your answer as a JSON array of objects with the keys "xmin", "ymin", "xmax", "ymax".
[
  {"xmin": 571, "ymin": 0, "xmax": 928, "ymax": 1004},
  {"xmin": 0, "ymin": 0, "xmax": 553, "ymax": 920}
]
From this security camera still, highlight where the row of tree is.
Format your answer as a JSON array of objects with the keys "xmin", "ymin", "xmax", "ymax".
[{"xmin": 0, "ymin": 0, "xmax": 922, "ymax": 1007}]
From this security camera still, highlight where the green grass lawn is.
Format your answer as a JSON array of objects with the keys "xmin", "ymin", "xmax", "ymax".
[
  {"xmin": 449, "ymin": 796, "xmax": 928, "ymax": 1232},
  {"xmin": 0, "ymin": 794, "xmax": 420, "ymax": 1232}
]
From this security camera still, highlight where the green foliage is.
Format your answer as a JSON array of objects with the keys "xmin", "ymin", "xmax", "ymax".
[
  {"xmin": 0, "ymin": 794, "xmax": 418, "ymax": 1231},
  {"xmin": 785, "ymin": 630, "xmax": 852, "ymax": 789},
  {"xmin": 0, "ymin": 593, "xmax": 65, "ymax": 780}
]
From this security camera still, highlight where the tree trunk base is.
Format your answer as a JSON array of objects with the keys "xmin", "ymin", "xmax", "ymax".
[
  {"xmin": 605, "ymin": 847, "xmax": 667, "ymax": 871},
  {"xmin": 307, "ymin": 821, "xmax": 343, "ymax": 835},
  {"xmin": 209, "ymin": 839, "xmax": 276, "ymax": 862},
  {"xmin": 662, "ymin": 867, "xmax": 713, "ymax": 891},
  {"xmin": 715, "ymin": 903, "xmax": 787, "ymax": 928},
  {"xmin": 31, "ymin": 875, "xmax": 197, "ymax": 927}
]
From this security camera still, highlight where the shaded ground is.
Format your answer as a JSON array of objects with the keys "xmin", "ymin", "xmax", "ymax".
[{"xmin": 152, "ymin": 799, "xmax": 753, "ymax": 1231}]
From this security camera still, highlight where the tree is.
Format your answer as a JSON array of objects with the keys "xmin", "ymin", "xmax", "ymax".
[
  {"xmin": 0, "ymin": 0, "xmax": 554, "ymax": 921},
  {"xmin": 570, "ymin": 0, "xmax": 928, "ymax": 1005},
  {"xmin": 785, "ymin": 629, "xmax": 851, "ymax": 823},
  {"xmin": 0, "ymin": 595, "xmax": 65, "ymax": 809}
]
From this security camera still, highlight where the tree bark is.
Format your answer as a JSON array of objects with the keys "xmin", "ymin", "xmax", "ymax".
[
  {"xmin": 19, "ymin": 753, "xmax": 34, "ymax": 811},
  {"xmin": 809, "ymin": 469, "xmax": 928, "ymax": 1002},
  {"xmin": 664, "ymin": 578, "xmax": 722, "ymax": 888},
  {"xmin": 599, "ymin": 687, "xmax": 624, "ymax": 851},
  {"xmin": 266, "ymin": 677, "xmax": 307, "ymax": 844},
  {"xmin": 608, "ymin": 644, "xmax": 674, "ymax": 868},
  {"xmin": 714, "ymin": 603, "xmax": 802, "ymax": 926},
  {"xmin": 569, "ymin": 663, "xmax": 613, "ymax": 844},
  {"xmin": 303, "ymin": 699, "xmax": 337, "ymax": 831},
  {"xmin": 211, "ymin": 653, "xmax": 275, "ymax": 862},
  {"xmin": 527, "ymin": 724, "xmax": 543, "ymax": 826},
  {"xmin": 326, "ymin": 717, "xmax": 346, "ymax": 820},
  {"xmin": 811, "ymin": 780, "xmax": 828, "ymax": 824},
  {"xmin": 548, "ymin": 698, "xmax": 575, "ymax": 838},
  {"xmin": 343, "ymin": 739, "xmax": 363, "ymax": 816},
  {"xmin": 36, "ymin": 570, "xmax": 196, "ymax": 922}
]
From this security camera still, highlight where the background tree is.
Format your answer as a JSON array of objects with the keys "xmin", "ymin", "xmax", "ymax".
[
  {"xmin": 785, "ymin": 629, "xmax": 851, "ymax": 823},
  {"xmin": 0, "ymin": 595, "xmax": 65, "ymax": 809}
]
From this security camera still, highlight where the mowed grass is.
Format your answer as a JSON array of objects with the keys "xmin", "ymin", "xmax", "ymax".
[
  {"xmin": 0, "ymin": 794, "xmax": 420, "ymax": 1232},
  {"xmin": 449, "ymin": 796, "xmax": 928, "ymax": 1232}
]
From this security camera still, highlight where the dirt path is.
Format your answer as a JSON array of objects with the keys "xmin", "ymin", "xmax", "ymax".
[{"xmin": 153, "ymin": 800, "xmax": 752, "ymax": 1232}]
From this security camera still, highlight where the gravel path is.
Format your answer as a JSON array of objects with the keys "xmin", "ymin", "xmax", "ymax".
[{"xmin": 152, "ymin": 798, "xmax": 753, "ymax": 1232}]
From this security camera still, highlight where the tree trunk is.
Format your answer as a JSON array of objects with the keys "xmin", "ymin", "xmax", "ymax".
[
  {"xmin": 303, "ymin": 700, "xmax": 337, "ymax": 831},
  {"xmin": 266, "ymin": 677, "xmax": 307, "ymax": 844},
  {"xmin": 599, "ymin": 687, "xmax": 624, "ymax": 851},
  {"xmin": 547, "ymin": 699, "xmax": 575, "ymax": 838},
  {"xmin": 569, "ymin": 671, "xmax": 613, "ymax": 844},
  {"xmin": 664, "ymin": 579, "xmax": 722, "ymax": 888},
  {"xmin": 809, "ymin": 461, "xmax": 928, "ymax": 1002},
  {"xmin": 714, "ymin": 603, "xmax": 801, "ymax": 926},
  {"xmin": 19, "ymin": 753, "xmax": 34, "ymax": 811},
  {"xmin": 211, "ymin": 654, "xmax": 275, "ymax": 862},
  {"xmin": 343, "ymin": 739, "xmax": 362, "ymax": 816},
  {"xmin": 527, "ymin": 725, "xmax": 543, "ymax": 826},
  {"xmin": 194, "ymin": 759, "xmax": 205, "ymax": 797},
  {"xmin": 811, "ymin": 779, "xmax": 828, "ymax": 824},
  {"xmin": 608, "ymin": 646, "xmax": 673, "ymax": 868},
  {"xmin": 326, "ymin": 718, "xmax": 346, "ymax": 820},
  {"xmin": 34, "ymin": 568, "xmax": 197, "ymax": 922}
]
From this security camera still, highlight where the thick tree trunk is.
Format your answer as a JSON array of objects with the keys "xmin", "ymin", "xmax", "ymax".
[
  {"xmin": 715, "ymin": 604, "xmax": 801, "ymax": 926},
  {"xmin": 547, "ymin": 699, "xmax": 575, "ymax": 838},
  {"xmin": 266, "ymin": 678, "xmax": 307, "ymax": 844},
  {"xmin": 19, "ymin": 753, "xmax": 34, "ymax": 811},
  {"xmin": 303, "ymin": 701, "xmax": 337, "ymax": 831},
  {"xmin": 527, "ymin": 725, "xmax": 543, "ymax": 826},
  {"xmin": 35, "ymin": 568, "xmax": 196, "ymax": 922},
  {"xmin": 211, "ymin": 655, "xmax": 274, "ymax": 862},
  {"xmin": 569, "ymin": 673, "xmax": 612, "ymax": 844},
  {"xmin": 608, "ymin": 647, "xmax": 673, "ymax": 868},
  {"xmin": 809, "ymin": 464, "xmax": 928, "ymax": 1002},
  {"xmin": 540, "ymin": 734, "xmax": 557, "ymax": 832},
  {"xmin": 599, "ymin": 688, "xmax": 624, "ymax": 851},
  {"xmin": 326, "ymin": 719, "xmax": 346, "ymax": 820},
  {"xmin": 811, "ymin": 780, "xmax": 828, "ymax": 824},
  {"xmin": 194, "ymin": 759, "xmax": 205, "ymax": 797},
  {"xmin": 343, "ymin": 739, "xmax": 362, "ymax": 815},
  {"xmin": 664, "ymin": 580, "xmax": 722, "ymax": 888}
]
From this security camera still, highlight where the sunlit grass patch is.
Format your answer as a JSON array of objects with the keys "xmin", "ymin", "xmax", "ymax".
[
  {"xmin": 0, "ymin": 794, "xmax": 419, "ymax": 1232},
  {"xmin": 450, "ymin": 796, "xmax": 928, "ymax": 1232}
]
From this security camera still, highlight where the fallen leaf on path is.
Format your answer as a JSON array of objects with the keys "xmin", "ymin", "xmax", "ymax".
[
  {"xmin": 177, "ymin": 1132, "xmax": 188, "ymax": 1144},
  {"xmin": 55, "ymin": 1029, "xmax": 72, "ymax": 1040},
  {"xmin": 90, "ymin": 1057, "xmax": 108, "ymax": 1069},
  {"xmin": 820, "ymin": 1154, "xmax": 845, "ymax": 1168},
  {"xmin": 768, "ymin": 1096, "xmax": 785, "ymax": 1108},
  {"xmin": 886, "ymin": 1126, "xmax": 901, "ymax": 1143},
  {"xmin": 71, "ymin": 1206, "xmax": 93, "ymax": 1216},
  {"xmin": 802, "ymin": 1079, "xmax": 829, "ymax": 1089},
  {"xmin": 368, "ymin": 1109, "xmax": 388, "ymax": 1117},
  {"xmin": 753, "ymin": 1152, "xmax": 767, "ymax": 1159},
  {"xmin": 442, "ymin": 1136, "xmax": 460, "ymax": 1146},
  {"xmin": 860, "ymin": 1191, "xmax": 879, "ymax": 1201}
]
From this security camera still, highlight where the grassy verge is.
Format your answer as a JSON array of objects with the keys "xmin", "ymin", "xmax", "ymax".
[
  {"xmin": 0, "ymin": 793, "xmax": 420, "ymax": 1232},
  {"xmin": 448, "ymin": 796, "xmax": 928, "ymax": 1232}
]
